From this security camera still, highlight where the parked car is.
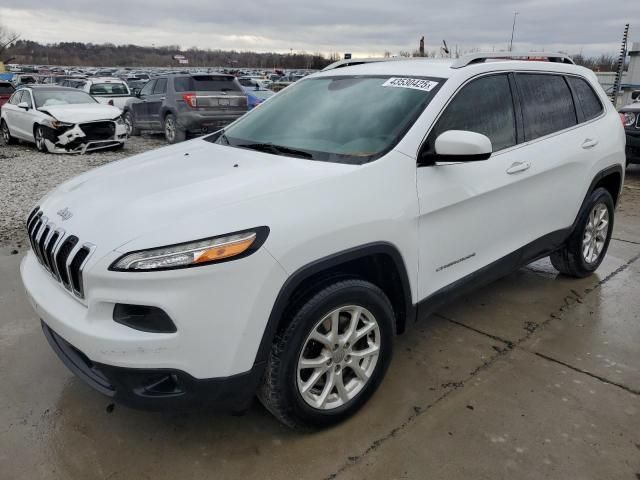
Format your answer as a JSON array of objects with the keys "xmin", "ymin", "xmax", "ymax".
[
  {"xmin": 20, "ymin": 53, "xmax": 625, "ymax": 429},
  {"xmin": 619, "ymin": 90, "xmax": 640, "ymax": 167},
  {"xmin": 11, "ymin": 74, "xmax": 38, "ymax": 88},
  {"xmin": 122, "ymin": 73, "xmax": 248, "ymax": 143},
  {"xmin": 0, "ymin": 81, "xmax": 15, "ymax": 107},
  {"xmin": 80, "ymin": 77, "xmax": 134, "ymax": 111},
  {"xmin": 241, "ymin": 84, "xmax": 275, "ymax": 109},
  {"xmin": 1, "ymin": 86, "xmax": 127, "ymax": 153}
]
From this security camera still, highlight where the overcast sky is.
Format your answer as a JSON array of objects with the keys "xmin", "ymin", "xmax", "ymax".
[{"xmin": 0, "ymin": 0, "xmax": 637, "ymax": 57}]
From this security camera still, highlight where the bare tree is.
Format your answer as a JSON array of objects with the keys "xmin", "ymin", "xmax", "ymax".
[{"xmin": 0, "ymin": 19, "xmax": 20, "ymax": 61}]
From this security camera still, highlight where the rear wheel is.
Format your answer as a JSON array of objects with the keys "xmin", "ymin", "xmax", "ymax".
[
  {"xmin": 550, "ymin": 187, "xmax": 614, "ymax": 277},
  {"xmin": 1, "ymin": 120, "xmax": 16, "ymax": 145},
  {"xmin": 164, "ymin": 113, "xmax": 185, "ymax": 144},
  {"xmin": 34, "ymin": 125, "xmax": 48, "ymax": 153},
  {"xmin": 258, "ymin": 279, "xmax": 394, "ymax": 430}
]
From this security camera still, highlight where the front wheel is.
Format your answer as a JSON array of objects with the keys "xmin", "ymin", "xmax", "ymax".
[
  {"xmin": 550, "ymin": 187, "xmax": 614, "ymax": 277},
  {"xmin": 123, "ymin": 111, "xmax": 139, "ymax": 136},
  {"xmin": 34, "ymin": 125, "xmax": 49, "ymax": 153},
  {"xmin": 258, "ymin": 279, "xmax": 394, "ymax": 430},
  {"xmin": 164, "ymin": 114, "xmax": 185, "ymax": 144}
]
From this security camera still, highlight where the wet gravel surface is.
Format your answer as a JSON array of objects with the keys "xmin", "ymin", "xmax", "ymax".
[{"xmin": 0, "ymin": 134, "xmax": 166, "ymax": 250}]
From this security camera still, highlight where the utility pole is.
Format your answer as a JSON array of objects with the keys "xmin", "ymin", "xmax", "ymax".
[{"xmin": 509, "ymin": 12, "xmax": 519, "ymax": 52}]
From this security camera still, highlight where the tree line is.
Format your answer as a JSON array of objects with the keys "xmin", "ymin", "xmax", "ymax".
[{"xmin": 4, "ymin": 40, "xmax": 333, "ymax": 69}]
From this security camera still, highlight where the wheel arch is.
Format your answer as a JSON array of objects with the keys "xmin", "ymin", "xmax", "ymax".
[
  {"xmin": 253, "ymin": 242, "xmax": 415, "ymax": 368},
  {"xmin": 589, "ymin": 165, "xmax": 623, "ymax": 206}
]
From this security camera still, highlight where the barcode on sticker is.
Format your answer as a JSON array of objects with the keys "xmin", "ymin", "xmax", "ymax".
[{"xmin": 382, "ymin": 78, "xmax": 439, "ymax": 92}]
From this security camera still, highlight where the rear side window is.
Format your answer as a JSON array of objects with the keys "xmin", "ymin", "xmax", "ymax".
[
  {"xmin": 153, "ymin": 78, "xmax": 167, "ymax": 95},
  {"xmin": 174, "ymin": 75, "xmax": 241, "ymax": 92},
  {"xmin": 427, "ymin": 74, "xmax": 517, "ymax": 153},
  {"xmin": 516, "ymin": 74, "xmax": 577, "ymax": 141},
  {"xmin": 567, "ymin": 76, "xmax": 603, "ymax": 121},
  {"xmin": 0, "ymin": 84, "xmax": 14, "ymax": 94}
]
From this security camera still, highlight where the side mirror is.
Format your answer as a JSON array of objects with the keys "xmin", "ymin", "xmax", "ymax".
[
  {"xmin": 433, "ymin": 130, "xmax": 492, "ymax": 163},
  {"xmin": 17, "ymin": 102, "xmax": 30, "ymax": 110}
]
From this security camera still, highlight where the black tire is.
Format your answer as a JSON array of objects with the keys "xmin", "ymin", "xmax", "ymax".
[
  {"xmin": 1, "ymin": 120, "xmax": 16, "ymax": 145},
  {"xmin": 258, "ymin": 278, "xmax": 395, "ymax": 430},
  {"xmin": 550, "ymin": 187, "xmax": 615, "ymax": 277},
  {"xmin": 164, "ymin": 113, "xmax": 186, "ymax": 144},
  {"xmin": 34, "ymin": 125, "xmax": 48, "ymax": 153},
  {"xmin": 123, "ymin": 111, "xmax": 140, "ymax": 136}
]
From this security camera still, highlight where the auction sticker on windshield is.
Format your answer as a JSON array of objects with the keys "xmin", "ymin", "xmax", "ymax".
[{"xmin": 382, "ymin": 77, "xmax": 439, "ymax": 92}]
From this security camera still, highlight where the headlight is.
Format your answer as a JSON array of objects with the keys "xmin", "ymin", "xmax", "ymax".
[
  {"xmin": 42, "ymin": 118, "xmax": 74, "ymax": 129},
  {"xmin": 110, "ymin": 227, "xmax": 269, "ymax": 271},
  {"xmin": 620, "ymin": 112, "xmax": 636, "ymax": 127}
]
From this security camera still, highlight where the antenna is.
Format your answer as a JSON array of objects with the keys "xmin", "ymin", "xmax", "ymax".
[
  {"xmin": 610, "ymin": 23, "xmax": 630, "ymax": 105},
  {"xmin": 441, "ymin": 40, "xmax": 450, "ymax": 57}
]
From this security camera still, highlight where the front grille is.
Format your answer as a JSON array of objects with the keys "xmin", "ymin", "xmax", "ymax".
[
  {"xmin": 26, "ymin": 207, "xmax": 95, "ymax": 299},
  {"xmin": 79, "ymin": 121, "xmax": 116, "ymax": 141}
]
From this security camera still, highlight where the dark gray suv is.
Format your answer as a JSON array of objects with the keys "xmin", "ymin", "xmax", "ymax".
[{"xmin": 123, "ymin": 74, "xmax": 248, "ymax": 143}]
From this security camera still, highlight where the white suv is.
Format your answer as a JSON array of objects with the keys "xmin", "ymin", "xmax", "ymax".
[{"xmin": 21, "ymin": 53, "xmax": 625, "ymax": 429}]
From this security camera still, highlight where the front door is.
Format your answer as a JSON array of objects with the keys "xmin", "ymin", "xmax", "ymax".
[{"xmin": 416, "ymin": 73, "xmax": 533, "ymax": 300}]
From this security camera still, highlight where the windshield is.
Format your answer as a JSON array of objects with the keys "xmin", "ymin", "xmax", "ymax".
[
  {"xmin": 34, "ymin": 90, "xmax": 97, "ymax": 107},
  {"xmin": 208, "ymin": 75, "xmax": 443, "ymax": 164},
  {"xmin": 90, "ymin": 83, "xmax": 129, "ymax": 95}
]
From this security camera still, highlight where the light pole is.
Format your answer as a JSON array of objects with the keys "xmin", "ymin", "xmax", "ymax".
[{"xmin": 509, "ymin": 12, "xmax": 519, "ymax": 52}]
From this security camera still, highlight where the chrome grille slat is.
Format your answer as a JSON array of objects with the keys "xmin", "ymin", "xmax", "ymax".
[{"xmin": 26, "ymin": 208, "xmax": 94, "ymax": 300}]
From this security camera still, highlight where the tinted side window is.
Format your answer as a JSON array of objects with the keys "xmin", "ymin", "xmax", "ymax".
[
  {"xmin": 567, "ymin": 76, "xmax": 603, "ymax": 121},
  {"xmin": 427, "ymin": 74, "xmax": 516, "ymax": 153},
  {"xmin": 173, "ymin": 77, "xmax": 192, "ymax": 92},
  {"xmin": 140, "ymin": 80, "xmax": 155, "ymax": 96},
  {"xmin": 153, "ymin": 78, "xmax": 167, "ymax": 95},
  {"xmin": 516, "ymin": 74, "xmax": 577, "ymax": 141},
  {"xmin": 23, "ymin": 91, "xmax": 33, "ymax": 108}
]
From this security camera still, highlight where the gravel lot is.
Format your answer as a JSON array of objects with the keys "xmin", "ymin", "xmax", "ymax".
[{"xmin": 0, "ymin": 134, "xmax": 166, "ymax": 249}]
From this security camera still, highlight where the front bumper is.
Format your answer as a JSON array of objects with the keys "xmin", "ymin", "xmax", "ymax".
[
  {"xmin": 21, "ymin": 244, "xmax": 287, "ymax": 380},
  {"xmin": 42, "ymin": 321, "xmax": 262, "ymax": 411},
  {"xmin": 43, "ymin": 120, "xmax": 127, "ymax": 154},
  {"xmin": 625, "ymin": 130, "xmax": 640, "ymax": 162}
]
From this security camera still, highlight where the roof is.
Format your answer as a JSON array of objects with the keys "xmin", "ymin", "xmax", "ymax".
[
  {"xmin": 312, "ymin": 53, "xmax": 588, "ymax": 81},
  {"xmin": 19, "ymin": 85, "xmax": 80, "ymax": 91}
]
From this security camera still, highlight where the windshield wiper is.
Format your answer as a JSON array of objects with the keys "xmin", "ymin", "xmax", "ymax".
[{"xmin": 237, "ymin": 143, "xmax": 313, "ymax": 159}]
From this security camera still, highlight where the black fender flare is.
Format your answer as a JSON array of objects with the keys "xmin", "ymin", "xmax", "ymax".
[{"xmin": 252, "ymin": 242, "xmax": 415, "ymax": 369}]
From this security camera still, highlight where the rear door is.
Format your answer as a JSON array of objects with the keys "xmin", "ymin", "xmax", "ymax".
[
  {"xmin": 509, "ymin": 73, "xmax": 588, "ymax": 240},
  {"xmin": 416, "ymin": 73, "xmax": 530, "ymax": 298},
  {"xmin": 0, "ymin": 83, "xmax": 15, "ymax": 106},
  {"xmin": 2, "ymin": 91, "xmax": 23, "ymax": 138}
]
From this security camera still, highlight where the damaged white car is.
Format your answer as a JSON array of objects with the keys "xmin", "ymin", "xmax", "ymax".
[{"xmin": 0, "ymin": 86, "xmax": 127, "ymax": 153}]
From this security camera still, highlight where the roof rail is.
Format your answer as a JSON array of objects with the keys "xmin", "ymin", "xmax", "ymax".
[{"xmin": 451, "ymin": 52, "xmax": 575, "ymax": 69}]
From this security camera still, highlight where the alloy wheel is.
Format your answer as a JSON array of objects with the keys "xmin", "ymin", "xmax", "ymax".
[
  {"xmin": 582, "ymin": 202, "xmax": 609, "ymax": 264},
  {"xmin": 165, "ymin": 117, "xmax": 175, "ymax": 142},
  {"xmin": 35, "ymin": 127, "xmax": 46, "ymax": 151},
  {"xmin": 296, "ymin": 305, "xmax": 381, "ymax": 410},
  {"xmin": 1, "ymin": 123, "xmax": 9, "ymax": 144}
]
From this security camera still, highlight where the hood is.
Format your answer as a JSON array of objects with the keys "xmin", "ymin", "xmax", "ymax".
[
  {"xmin": 38, "ymin": 138, "xmax": 356, "ymax": 252},
  {"xmin": 38, "ymin": 103, "xmax": 121, "ymax": 123}
]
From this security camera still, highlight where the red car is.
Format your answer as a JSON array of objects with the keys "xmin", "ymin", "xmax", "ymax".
[{"xmin": 0, "ymin": 81, "xmax": 15, "ymax": 107}]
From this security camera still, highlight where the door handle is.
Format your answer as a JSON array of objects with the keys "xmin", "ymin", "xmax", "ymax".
[
  {"xmin": 582, "ymin": 138, "xmax": 599, "ymax": 149},
  {"xmin": 506, "ymin": 161, "xmax": 531, "ymax": 174},
  {"xmin": 160, "ymin": 97, "xmax": 165, "ymax": 101}
]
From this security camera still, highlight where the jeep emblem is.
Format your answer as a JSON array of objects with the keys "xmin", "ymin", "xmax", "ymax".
[{"xmin": 57, "ymin": 207, "xmax": 73, "ymax": 221}]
